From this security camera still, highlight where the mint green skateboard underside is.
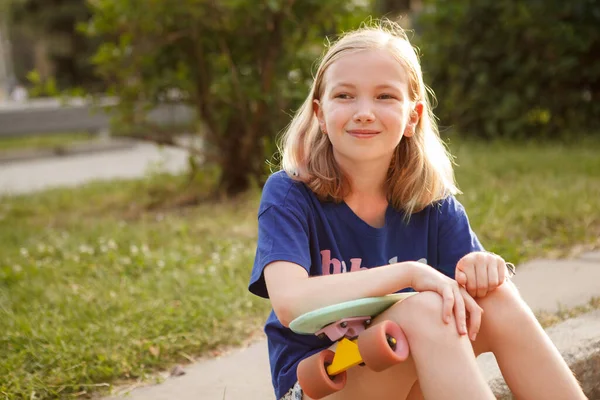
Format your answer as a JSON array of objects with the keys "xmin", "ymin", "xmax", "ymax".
[{"xmin": 289, "ymin": 292, "xmax": 417, "ymax": 335}]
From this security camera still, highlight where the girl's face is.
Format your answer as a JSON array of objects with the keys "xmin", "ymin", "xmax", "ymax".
[{"xmin": 314, "ymin": 48, "xmax": 421, "ymax": 168}]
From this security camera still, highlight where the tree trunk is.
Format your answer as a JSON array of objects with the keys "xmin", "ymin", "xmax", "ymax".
[{"xmin": 217, "ymin": 123, "xmax": 264, "ymax": 197}]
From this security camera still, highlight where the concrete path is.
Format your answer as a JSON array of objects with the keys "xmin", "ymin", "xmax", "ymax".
[
  {"xmin": 104, "ymin": 251, "xmax": 600, "ymax": 400},
  {"xmin": 0, "ymin": 141, "xmax": 189, "ymax": 195}
]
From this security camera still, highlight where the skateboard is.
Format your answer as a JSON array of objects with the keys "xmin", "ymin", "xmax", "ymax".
[{"xmin": 289, "ymin": 292, "xmax": 417, "ymax": 399}]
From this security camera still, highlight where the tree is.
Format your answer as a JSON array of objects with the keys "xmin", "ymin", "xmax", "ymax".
[
  {"xmin": 415, "ymin": 0, "xmax": 600, "ymax": 139},
  {"xmin": 375, "ymin": 0, "xmax": 412, "ymax": 16},
  {"xmin": 9, "ymin": 0, "xmax": 101, "ymax": 92},
  {"xmin": 85, "ymin": 0, "xmax": 371, "ymax": 196}
]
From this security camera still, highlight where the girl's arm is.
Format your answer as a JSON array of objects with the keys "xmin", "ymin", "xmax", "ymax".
[
  {"xmin": 263, "ymin": 260, "xmax": 481, "ymax": 340},
  {"xmin": 264, "ymin": 260, "xmax": 417, "ymax": 327}
]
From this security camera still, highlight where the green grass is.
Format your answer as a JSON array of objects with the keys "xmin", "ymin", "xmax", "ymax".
[
  {"xmin": 451, "ymin": 137, "xmax": 600, "ymax": 261},
  {"xmin": 1, "ymin": 139, "xmax": 600, "ymax": 399},
  {"xmin": 0, "ymin": 132, "xmax": 95, "ymax": 154},
  {"xmin": 536, "ymin": 297, "xmax": 600, "ymax": 329}
]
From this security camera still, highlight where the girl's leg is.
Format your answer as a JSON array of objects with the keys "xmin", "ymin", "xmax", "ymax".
[
  {"xmin": 405, "ymin": 381, "xmax": 424, "ymax": 400},
  {"xmin": 395, "ymin": 292, "xmax": 494, "ymax": 400},
  {"xmin": 470, "ymin": 280, "xmax": 586, "ymax": 399},
  {"xmin": 304, "ymin": 291, "xmax": 494, "ymax": 400}
]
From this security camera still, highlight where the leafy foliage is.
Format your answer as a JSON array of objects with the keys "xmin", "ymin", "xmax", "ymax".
[
  {"xmin": 85, "ymin": 0, "xmax": 371, "ymax": 195},
  {"xmin": 415, "ymin": 0, "xmax": 600, "ymax": 139},
  {"xmin": 9, "ymin": 0, "xmax": 101, "ymax": 91}
]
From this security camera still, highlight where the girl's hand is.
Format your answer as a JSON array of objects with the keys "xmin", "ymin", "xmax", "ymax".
[
  {"xmin": 409, "ymin": 262, "xmax": 483, "ymax": 341},
  {"xmin": 455, "ymin": 251, "xmax": 513, "ymax": 298}
]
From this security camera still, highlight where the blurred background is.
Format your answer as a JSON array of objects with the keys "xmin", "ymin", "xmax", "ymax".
[
  {"xmin": 1, "ymin": 0, "xmax": 598, "ymax": 195},
  {"xmin": 1, "ymin": 1, "xmax": 599, "ymax": 399}
]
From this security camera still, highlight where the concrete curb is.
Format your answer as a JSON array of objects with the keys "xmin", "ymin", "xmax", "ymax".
[
  {"xmin": 0, "ymin": 138, "xmax": 137, "ymax": 164},
  {"xmin": 479, "ymin": 309, "xmax": 600, "ymax": 399}
]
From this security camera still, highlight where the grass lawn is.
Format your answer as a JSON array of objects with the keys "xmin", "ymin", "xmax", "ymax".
[
  {"xmin": 0, "ymin": 132, "xmax": 96, "ymax": 154},
  {"xmin": 1, "ymin": 139, "xmax": 600, "ymax": 399}
]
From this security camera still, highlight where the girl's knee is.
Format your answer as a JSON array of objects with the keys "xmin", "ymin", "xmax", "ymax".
[
  {"xmin": 478, "ymin": 280, "xmax": 533, "ymax": 326},
  {"xmin": 386, "ymin": 292, "xmax": 452, "ymax": 338}
]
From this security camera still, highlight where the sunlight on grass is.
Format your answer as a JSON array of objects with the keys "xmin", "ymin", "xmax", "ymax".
[{"xmin": 1, "ymin": 139, "xmax": 599, "ymax": 398}]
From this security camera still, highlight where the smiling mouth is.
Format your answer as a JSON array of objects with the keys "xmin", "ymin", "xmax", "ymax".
[{"xmin": 347, "ymin": 130, "xmax": 380, "ymax": 138}]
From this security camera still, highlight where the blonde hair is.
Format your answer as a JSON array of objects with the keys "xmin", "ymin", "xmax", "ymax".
[{"xmin": 279, "ymin": 20, "xmax": 459, "ymax": 216}]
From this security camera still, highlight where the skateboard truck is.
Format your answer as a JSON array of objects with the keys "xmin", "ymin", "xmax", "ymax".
[
  {"xmin": 314, "ymin": 317, "xmax": 375, "ymax": 375},
  {"xmin": 315, "ymin": 317, "xmax": 372, "ymax": 341}
]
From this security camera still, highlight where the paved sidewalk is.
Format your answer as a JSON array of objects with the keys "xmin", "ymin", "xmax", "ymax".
[
  {"xmin": 104, "ymin": 251, "xmax": 600, "ymax": 400},
  {"xmin": 0, "ymin": 141, "xmax": 189, "ymax": 195}
]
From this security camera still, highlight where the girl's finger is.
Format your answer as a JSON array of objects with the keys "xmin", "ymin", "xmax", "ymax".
[
  {"xmin": 455, "ymin": 270, "xmax": 468, "ymax": 287},
  {"xmin": 461, "ymin": 287, "xmax": 483, "ymax": 341},
  {"xmin": 488, "ymin": 261, "xmax": 499, "ymax": 291},
  {"xmin": 464, "ymin": 262, "xmax": 478, "ymax": 298},
  {"xmin": 497, "ymin": 257, "xmax": 507, "ymax": 283},
  {"xmin": 452, "ymin": 285, "xmax": 468, "ymax": 335},
  {"xmin": 476, "ymin": 257, "xmax": 489, "ymax": 298},
  {"xmin": 441, "ymin": 284, "xmax": 455, "ymax": 324}
]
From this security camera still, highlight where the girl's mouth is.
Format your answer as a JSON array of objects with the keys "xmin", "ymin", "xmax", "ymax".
[{"xmin": 347, "ymin": 130, "xmax": 380, "ymax": 139}]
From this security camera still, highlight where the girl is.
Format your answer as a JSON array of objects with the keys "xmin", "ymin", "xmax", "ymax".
[{"xmin": 249, "ymin": 21, "xmax": 586, "ymax": 400}]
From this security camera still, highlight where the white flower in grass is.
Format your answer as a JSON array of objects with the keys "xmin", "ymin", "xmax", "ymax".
[
  {"xmin": 208, "ymin": 265, "xmax": 217, "ymax": 274},
  {"xmin": 79, "ymin": 245, "xmax": 95, "ymax": 255},
  {"xmin": 13, "ymin": 264, "xmax": 22, "ymax": 273},
  {"xmin": 130, "ymin": 245, "xmax": 139, "ymax": 255},
  {"xmin": 142, "ymin": 244, "xmax": 150, "ymax": 254},
  {"xmin": 121, "ymin": 256, "xmax": 132, "ymax": 265},
  {"xmin": 19, "ymin": 248, "xmax": 29, "ymax": 257},
  {"xmin": 107, "ymin": 239, "xmax": 117, "ymax": 250},
  {"xmin": 157, "ymin": 260, "xmax": 166, "ymax": 268}
]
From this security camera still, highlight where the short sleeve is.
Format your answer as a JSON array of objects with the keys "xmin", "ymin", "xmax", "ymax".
[
  {"xmin": 249, "ymin": 204, "xmax": 312, "ymax": 299},
  {"xmin": 436, "ymin": 196, "xmax": 484, "ymax": 278}
]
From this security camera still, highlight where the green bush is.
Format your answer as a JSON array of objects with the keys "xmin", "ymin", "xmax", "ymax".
[{"xmin": 415, "ymin": 0, "xmax": 600, "ymax": 139}]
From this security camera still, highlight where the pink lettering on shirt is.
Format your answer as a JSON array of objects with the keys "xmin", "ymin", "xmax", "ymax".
[{"xmin": 320, "ymin": 250, "xmax": 365, "ymax": 275}]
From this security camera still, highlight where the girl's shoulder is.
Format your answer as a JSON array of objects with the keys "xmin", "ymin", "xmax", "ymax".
[
  {"xmin": 430, "ymin": 194, "xmax": 467, "ymax": 215},
  {"xmin": 403, "ymin": 194, "xmax": 467, "ymax": 224},
  {"xmin": 259, "ymin": 170, "xmax": 315, "ymax": 215}
]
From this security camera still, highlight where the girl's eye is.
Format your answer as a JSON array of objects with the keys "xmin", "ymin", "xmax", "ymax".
[
  {"xmin": 378, "ymin": 94, "xmax": 396, "ymax": 100},
  {"xmin": 335, "ymin": 93, "xmax": 352, "ymax": 99}
]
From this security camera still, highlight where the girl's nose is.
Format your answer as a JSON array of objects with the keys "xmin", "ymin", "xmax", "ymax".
[{"xmin": 353, "ymin": 100, "xmax": 375, "ymax": 123}]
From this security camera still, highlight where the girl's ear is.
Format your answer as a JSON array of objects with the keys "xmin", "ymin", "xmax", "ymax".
[
  {"xmin": 411, "ymin": 101, "xmax": 424, "ymax": 124},
  {"xmin": 404, "ymin": 101, "xmax": 424, "ymax": 138},
  {"xmin": 313, "ymin": 99, "xmax": 327, "ymax": 134}
]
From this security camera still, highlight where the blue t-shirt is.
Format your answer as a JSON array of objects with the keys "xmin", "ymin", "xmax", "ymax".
[{"xmin": 248, "ymin": 171, "xmax": 483, "ymax": 399}]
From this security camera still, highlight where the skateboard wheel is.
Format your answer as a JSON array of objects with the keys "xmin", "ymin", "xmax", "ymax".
[
  {"xmin": 357, "ymin": 320, "xmax": 409, "ymax": 372},
  {"xmin": 297, "ymin": 349, "xmax": 346, "ymax": 399}
]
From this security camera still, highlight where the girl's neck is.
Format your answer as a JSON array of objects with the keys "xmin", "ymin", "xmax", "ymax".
[
  {"xmin": 339, "ymin": 160, "xmax": 390, "ymax": 229},
  {"xmin": 335, "ymin": 155, "xmax": 390, "ymax": 202}
]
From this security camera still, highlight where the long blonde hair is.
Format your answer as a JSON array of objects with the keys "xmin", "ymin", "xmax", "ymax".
[{"xmin": 279, "ymin": 20, "xmax": 459, "ymax": 216}]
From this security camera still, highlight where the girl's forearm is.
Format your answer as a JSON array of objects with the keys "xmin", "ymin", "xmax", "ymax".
[{"xmin": 274, "ymin": 261, "xmax": 418, "ymax": 327}]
